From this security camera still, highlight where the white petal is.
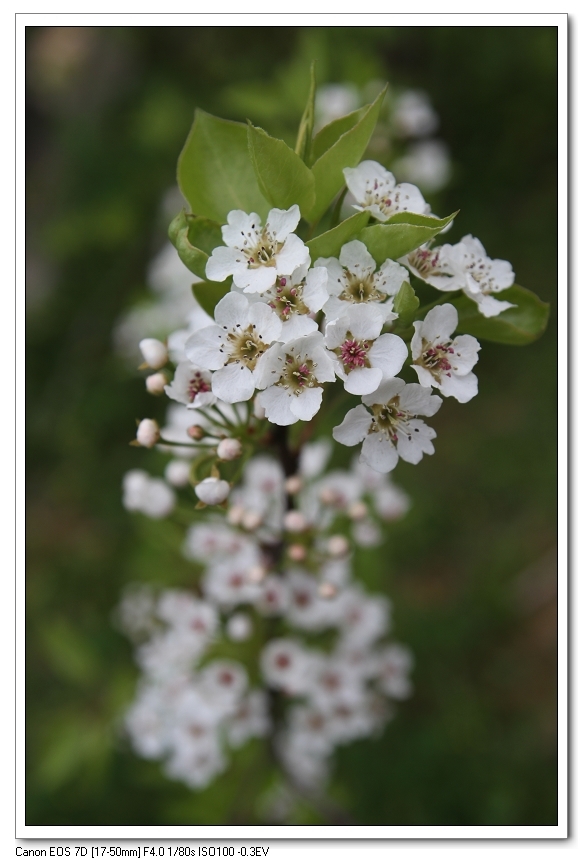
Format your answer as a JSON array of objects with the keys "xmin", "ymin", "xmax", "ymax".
[
  {"xmin": 185, "ymin": 326, "xmax": 226, "ymax": 370},
  {"xmin": 212, "ymin": 365, "xmax": 256, "ymax": 403},
  {"xmin": 332, "ymin": 405, "xmax": 371, "ymax": 446},
  {"xmin": 344, "ymin": 304, "xmax": 384, "ymax": 340},
  {"xmin": 236, "ymin": 265, "xmax": 278, "ymax": 294},
  {"xmin": 248, "ymin": 302, "xmax": 282, "ymax": 344},
  {"xmin": 368, "ymin": 333, "xmax": 408, "ymax": 378},
  {"xmin": 410, "ymin": 364, "xmax": 435, "ymax": 390},
  {"xmin": 419, "ymin": 303, "xmax": 458, "ymax": 343},
  {"xmin": 275, "ymin": 234, "xmax": 310, "ymax": 276},
  {"xmin": 411, "ymin": 321, "xmax": 423, "ymax": 359},
  {"xmin": 266, "ymin": 205, "xmax": 301, "ymax": 241},
  {"xmin": 361, "ymin": 434, "xmax": 399, "ymax": 473},
  {"xmin": 344, "ymin": 367, "xmax": 383, "ymax": 395},
  {"xmin": 315, "ymin": 257, "xmax": 346, "ymax": 298},
  {"xmin": 344, "ymin": 161, "xmax": 395, "ymax": 203},
  {"xmin": 471, "ymin": 292, "xmax": 516, "ymax": 318},
  {"xmin": 324, "ymin": 316, "xmax": 349, "ymax": 350},
  {"xmin": 222, "ymin": 211, "xmax": 262, "ymax": 247},
  {"xmin": 257, "ymin": 386, "xmax": 296, "ymax": 426},
  {"xmin": 339, "ymin": 240, "xmax": 376, "ymax": 276},
  {"xmin": 303, "ymin": 267, "xmax": 329, "ymax": 312},
  {"xmin": 281, "ymin": 315, "xmax": 319, "ymax": 341},
  {"xmin": 396, "ymin": 421, "xmax": 436, "ymax": 464},
  {"xmin": 291, "ymin": 387, "xmax": 323, "ymax": 421},
  {"xmin": 254, "ymin": 344, "xmax": 287, "ymax": 389},
  {"xmin": 374, "ymin": 259, "xmax": 410, "ymax": 296},
  {"xmin": 213, "ymin": 291, "xmax": 250, "ymax": 328},
  {"xmin": 398, "ymin": 383, "xmax": 442, "ymax": 417},
  {"xmin": 438, "ymin": 371, "xmax": 478, "ymax": 403},
  {"xmin": 449, "ymin": 334, "xmax": 481, "ymax": 375},
  {"xmin": 362, "ymin": 377, "xmax": 405, "ymax": 407},
  {"xmin": 205, "ymin": 246, "xmax": 241, "ymax": 282}
]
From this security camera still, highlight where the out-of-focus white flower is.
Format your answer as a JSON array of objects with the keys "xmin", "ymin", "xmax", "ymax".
[
  {"xmin": 164, "ymin": 459, "xmax": 191, "ymax": 488},
  {"xmin": 411, "ymin": 303, "xmax": 480, "ymax": 403},
  {"xmin": 284, "ymin": 475, "xmax": 303, "ymax": 495},
  {"xmin": 392, "ymin": 90, "xmax": 439, "ymax": 138},
  {"xmin": 374, "ymin": 644, "xmax": 414, "ymax": 699},
  {"xmin": 145, "ymin": 372, "xmax": 168, "ymax": 395},
  {"xmin": 183, "ymin": 521, "xmax": 257, "ymax": 564},
  {"xmin": 122, "ymin": 470, "xmax": 175, "ymax": 519},
  {"xmin": 203, "ymin": 553, "xmax": 261, "ymax": 608},
  {"xmin": 284, "ymin": 510, "xmax": 308, "ymax": 533},
  {"xmin": 206, "ymin": 206, "xmax": 309, "ymax": 295},
  {"xmin": 317, "ymin": 240, "xmax": 407, "ymax": 323},
  {"xmin": 255, "ymin": 332, "xmax": 337, "ymax": 426},
  {"xmin": 139, "ymin": 338, "xmax": 168, "ymax": 369},
  {"xmin": 333, "ymin": 378, "xmax": 442, "ymax": 472},
  {"xmin": 164, "ymin": 361, "xmax": 215, "ymax": 408},
  {"xmin": 261, "ymin": 639, "xmax": 314, "ymax": 695},
  {"xmin": 226, "ymin": 690, "xmax": 270, "ymax": 748},
  {"xmin": 226, "ymin": 613, "xmax": 252, "ymax": 642},
  {"xmin": 298, "ymin": 439, "xmax": 332, "ymax": 479},
  {"xmin": 185, "ymin": 292, "xmax": 281, "ymax": 403},
  {"xmin": 136, "ymin": 418, "xmax": 160, "ymax": 448},
  {"xmin": 343, "ymin": 160, "xmax": 429, "ymax": 223},
  {"xmin": 315, "ymin": 83, "xmax": 360, "ymax": 129},
  {"xmin": 194, "ymin": 477, "xmax": 230, "ymax": 506},
  {"xmin": 255, "ymin": 576, "xmax": 290, "ymax": 616},
  {"xmin": 336, "ymin": 587, "xmax": 391, "ymax": 651},
  {"xmin": 327, "ymin": 535, "xmax": 350, "ymax": 558},
  {"xmin": 217, "ymin": 438, "xmax": 243, "ymax": 461},
  {"xmin": 288, "ymin": 544, "xmax": 307, "ymax": 561},
  {"xmin": 393, "ymin": 140, "xmax": 451, "ymax": 193}
]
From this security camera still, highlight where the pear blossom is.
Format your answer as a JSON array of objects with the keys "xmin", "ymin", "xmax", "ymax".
[
  {"xmin": 136, "ymin": 418, "xmax": 160, "ymax": 448},
  {"xmin": 164, "ymin": 360, "xmax": 215, "ymax": 408},
  {"xmin": 333, "ymin": 378, "xmax": 442, "ymax": 472},
  {"xmin": 411, "ymin": 303, "xmax": 480, "ymax": 403},
  {"xmin": 316, "ymin": 240, "xmax": 407, "ymax": 323},
  {"xmin": 374, "ymin": 644, "xmax": 414, "ymax": 700},
  {"xmin": 164, "ymin": 459, "xmax": 191, "ymax": 487},
  {"xmin": 206, "ymin": 205, "xmax": 309, "ymax": 294},
  {"xmin": 343, "ymin": 160, "xmax": 428, "ymax": 223},
  {"xmin": 194, "ymin": 477, "xmax": 230, "ymax": 506},
  {"xmin": 185, "ymin": 292, "xmax": 282, "ymax": 403},
  {"xmin": 217, "ymin": 438, "xmax": 243, "ymax": 461},
  {"xmin": 248, "ymin": 262, "xmax": 330, "ymax": 340},
  {"xmin": 392, "ymin": 90, "xmax": 439, "ymax": 138},
  {"xmin": 122, "ymin": 470, "xmax": 175, "ymax": 519},
  {"xmin": 260, "ymin": 639, "xmax": 314, "ymax": 695},
  {"xmin": 145, "ymin": 372, "xmax": 168, "ymax": 395},
  {"xmin": 139, "ymin": 337, "xmax": 168, "ymax": 369},
  {"xmin": 403, "ymin": 235, "xmax": 515, "ymax": 318},
  {"xmin": 325, "ymin": 304, "xmax": 408, "ymax": 395},
  {"xmin": 254, "ymin": 332, "xmax": 337, "ymax": 426}
]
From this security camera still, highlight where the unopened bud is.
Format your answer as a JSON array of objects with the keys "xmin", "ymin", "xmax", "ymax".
[
  {"xmin": 327, "ymin": 534, "xmax": 350, "ymax": 558},
  {"xmin": 319, "ymin": 487, "xmax": 340, "ymax": 506},
  {"xmin": 318, "ymin": 582, "xmax": 338, "ymax": 599},
  {"xmin": 136, "ymin": 418, "xmax": 160, "ymax": 448},
  {"xmin": 187, "ymin": 424, "xmax": 205, "ymax": 441},
  {"xmin": 227, "ymin": 504, "xmax": 245, "ymax": 525},
  {"xmin": 284, "ymin": 475, "xmax": 303, "ymax": 495},
  {"xmin": 242, "ymin": 510, "xmax": 262, "ymax": 531},
  {"xmin": 284, "ymin": 510, "xmax": 307, "ymax": 533},
  {"xmin": 145, "ymin": 372, "xmax": 168, "ymax": 395},
  {"xmin": 247, "ymin": 565, "xmax": 267, "ymax": 584},
  {"xmin": 139, "ymin": 338, "xmax": 168, "ymax": 370},
  {"xmin": 288, "ymin": 544, "xmax": 306, "ymax": 562},
  {"xmin": 217, "ymin": 437, "xmax": 243, "ymax": 461},
  {"xmin": 253, "ymin": 395, "xmax": 266, "ymax": 420},
  {"xmin": 164, "ymin": 459, "xmax": 191, "ymax": 487},
  {"xmin": 347, "ymin": 501, "xmax": 368, "ymax": 521},
  {"xmin": 226, "ymin": 613, "xmax": 252, "ymax": 642},
  {"xmin": 194, "ymin": 477, "xmax": 230, "ymax": 505}
]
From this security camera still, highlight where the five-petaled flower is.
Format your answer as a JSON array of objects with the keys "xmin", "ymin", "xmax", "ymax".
[{"xmin": 344, "ymin": 160, "xmax": 428, "ymax": 223}]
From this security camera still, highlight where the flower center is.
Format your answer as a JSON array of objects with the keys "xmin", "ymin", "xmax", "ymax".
[
  {"xmin": 369, "ymin": 398, "xmax": 410, "ymax": 443},
  {"xmin": 281, "ymin": 355, "xmax": 317, "ymax": 395},
  {"xmin": 187, "ymin": 372, "xmax": 211, "ymax": 401},
  {"xmin": 267, "ymin": 277, "xmax": 309, "ymax": 320},
  {"xmin": 339, "ymin": 335, "xmax": 370, "ymax": 371},
  {"xmin": 407, "ymin": 246, "xmax": 446, "ymax": 278},
  {"xmin": 227, "ymin": 325, "xmax": 269, "ymax": 370},
  {"xmin": 418, "ymin": 339, "xmax": 454, "ymax": 379},
  {"xmin": 241, "ymin": 228, "xmax": 282, "ymax": 269},
  {"xmin": 340, "ymin": 271, "xmax": 386, "ymax": 304}
]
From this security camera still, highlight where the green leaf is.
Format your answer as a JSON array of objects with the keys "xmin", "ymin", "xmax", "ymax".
[
  {"xmin": 306, "ymin": 211, "xmax": 370, "ymax": 260},
  {"xmin": 310, "ymin": 106, "xmax": 367, "ymax": 166},
  {"xmin": 192, "ymin": 280, "xmax": 231, "ymax": 318},
  {"xmin": 169, "ymin": 210, "xmax": 223, "ymax": 280},
  {"xmin": 358, "ymin": 211, "xmax": 457, "ymax": 264},
  {"xmin": 247, "ymin": 124, "xmax": 315, "ymax": 216},
  {"xmin": 178, "ymin": 109, "xmax": 270, "ymax": 223},
  {"xmin": 392, "ymin": 281, "xmax": 420, "ymax": 327},
  {"xmin": 307, "ymin": 87, "xmax": 387, "ymax": 224},
  {"xmin": 448, "ymin": 285, "xmax": 550, "ymax": 345},
  {"xmin": 295, "ymin": 62, "xmax": 316, "ymax": 164}
]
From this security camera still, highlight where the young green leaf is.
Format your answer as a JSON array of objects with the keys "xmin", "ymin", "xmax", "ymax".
[
  {"xmin": 358, "ymin": 211, "xmax": 457, "ymax": 264},
  {"xmin": 306, "ymin": 87, "xmax": 387, "ymax": 225},
  {"xmin": 306, "ymin": 211, "xmax": 370, "ymax": 260},
  {"xmin": 448, "ymin": 285, "xmax": 550, "ymax": 345},
  {"xmin": 247, "ymin": 124, "xmax": 316, "ymax": 216},
  {"xmin": 392, "ymin": 281, "xmax": 420, "ymax": 327},
  {"xmin": 309, "ymin": 106, "xmax": 368, "ymax": 166},
  {"xmin": 178, "ymin": 109, "xmax": 269, "ymax": 224},
  {"xmin": 295, "ymin": 62, "xmax": 316, "ymax": 164},
  {"xmin": 168, "ymin": 210, "xmax": 224, "ymax": 280},
  {"xmin": 191, "ymin": 280, "xmax": 232, "ymax": 318}
]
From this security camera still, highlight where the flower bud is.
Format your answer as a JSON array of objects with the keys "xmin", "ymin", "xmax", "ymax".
[
  {"xmin": 247, "ymin": 565, "xmax": 267, "ymax": 584},
  {"xmin": 253, "ymin": 395, "xmax": 266, "ymax": 420},
  {"xmin": 139, "ymin": 338, "xmax": 168, "ymax": 370},
  {"xmin": 288, "ymin": 544, "xmax": 306, "ymax": 562},
  {"xmin": 318, "ymin": 582, "xmax": 338, "ymax": 599},
  {"xmin": 164, "ymin": 459, "xmax": 191, "ymax": 487},
  {"xmin": 284, "ymin": 475, "xmax": 303, "ymax": 495},
  {"xmin": 136, "ymin": 418, "xmax": 160, "ymax": 448},
  {"xmin": 187, "ymin": 424, "xmax": 205, "ymax": 441},
  {"xmin": 226, "ymin": 613, "xmax": 252, "ymax": 642},
  {"xmin": 145, "ymin": 372, "xmax": 167, "ymax": 396},
  {"xmin": 194, "ymin": 477, "xmax": 230, "ymax": 505},
  {"xmin": 217, "ymin": 437, "xmax": 243, "ymax": 461},
  {"xmin": 242, "ymin": 510, "xmax": 262, "ymax": 531},
  {"xmin": 327, "ymin": 534, "xmax": 350, "ymax": 557},
  {"xmin": 284, "ymin": 510, "xmax": 307, "ymax": 533},
  {"xmin": 348, "ymin": 501, "xmax": 368, "ymax": 521},
  {"xmin": 319, "ymin": 487, "xmax": 341, "ymax": 506},
  {"xmin": 227, "ymin": 504, "xmax": 245, "ymax": 526}
]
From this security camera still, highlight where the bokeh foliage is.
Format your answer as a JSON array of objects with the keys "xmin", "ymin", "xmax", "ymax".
[{"xmin": 26, "ymin": 26, "xmax": 557, "ymax": 826}]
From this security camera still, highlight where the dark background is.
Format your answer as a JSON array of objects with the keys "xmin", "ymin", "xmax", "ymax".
[{"xmin": 26, "ymin": 26, "xmax": 557, "ymax": 825}]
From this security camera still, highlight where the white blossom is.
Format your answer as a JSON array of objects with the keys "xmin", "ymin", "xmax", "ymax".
[
  {"xmin": 164, "ymin": 360, "xmax": 215, "ymax": 408},
  {"xmin": 122, "ymin": 470, "xmax": 175, "ymax": 519},
  {"xmin": 316, "ymin": 240, "xmax": 407, "ymax": 323},
  {"xmin": 249, "ymin": 262, "xmax": 330, "ymax": 340},
  {"xmin": 217, "ymin": 438, "xmax": 243, "ymax": 461},
  {"xmin": 164, "ymin": 459, "xmax": 191, "ymax": 487},
  {"xmin": 185, "ymin": 292, "xmax": 282, "ymax": 403},
  {"xmin": 136, "ymin": 418, "xmax": 160, "ymax": 448},
  {"xmin": 333, "ymin": 378, "xmax": 442, "ymax": 472},
  {"xmin": 411, "ymin": 303, "xmax": 480, "ymax": 402},
  {"xmin": 392, "ymin": 90, "xmax": 439, "ymax": 138},
  {"xmin": 145, "ymin": 372, "xmax": 168, "ymax": 395},
  {"xmin": 194, "ymin": 477, "xmax": 230, "ymax": 506},
  {"xmin": 343, "ymin": 160, "xmax": 429, "ymax": 223},
  {"xmin": 206, "ymin": 205, "xmax": 309, "ymax": 294},
  {"xmin": 139, "ymin": 337, "xmax": 168, "ymax": 369}
]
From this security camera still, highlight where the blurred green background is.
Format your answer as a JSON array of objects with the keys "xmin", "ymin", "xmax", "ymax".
[{"xmin": 26, "ymin": 26, "xmax": 557, "ymax": 826}]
